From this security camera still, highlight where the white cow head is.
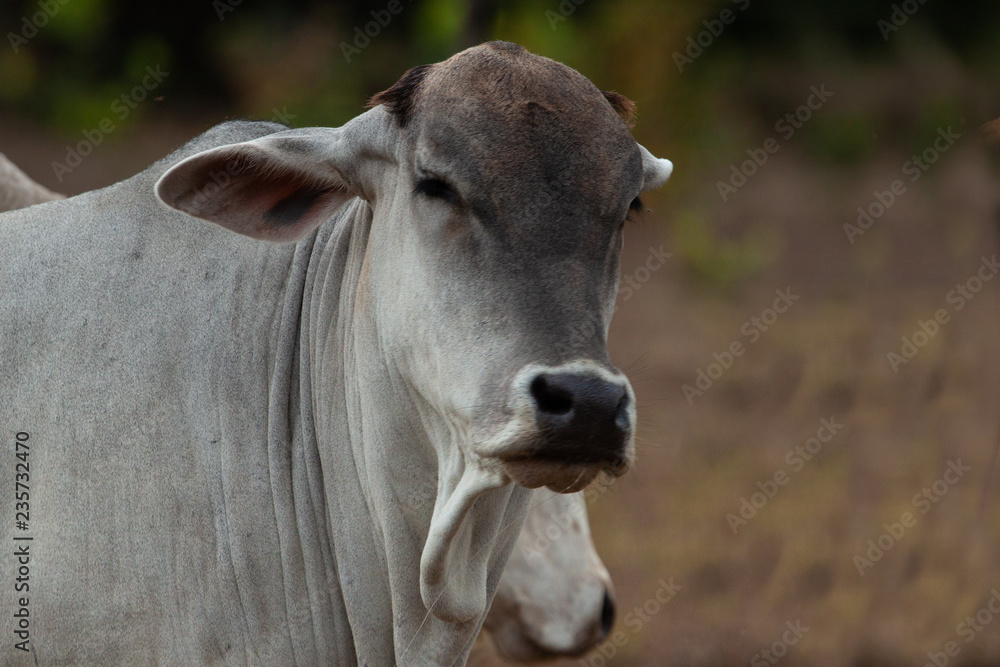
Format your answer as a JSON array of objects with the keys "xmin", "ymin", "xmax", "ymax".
[
  {"xmin": 485, "ymin": 489, "xmax": 615, "ymax": 661},
  {"xmin": 155, "ymin": 41, "xmax": 671, "ymax": 628}
]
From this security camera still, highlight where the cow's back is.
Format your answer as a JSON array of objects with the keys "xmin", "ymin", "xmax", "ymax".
[{"xmin": 0, "ymin": 152, "xmax": 62, "ymax": 210}]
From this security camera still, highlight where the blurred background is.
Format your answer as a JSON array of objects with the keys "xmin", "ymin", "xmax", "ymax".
[{"xmin": 4, "ymin": 0, "xmax": 1000, "ymax": 664}]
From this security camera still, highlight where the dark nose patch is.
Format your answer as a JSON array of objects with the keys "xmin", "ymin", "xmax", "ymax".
[{"xmin": 528, "ymin": 372, "xmax": 630, "ymax": 463}]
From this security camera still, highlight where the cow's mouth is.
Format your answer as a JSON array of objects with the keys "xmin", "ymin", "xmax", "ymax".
[
  {"xmin": 498, "ymin": 449, "xmax": 631, "ymax": 493},
  {"xmin": 491, "ymin": 417, "xmax": 633, "ymax": 493}
]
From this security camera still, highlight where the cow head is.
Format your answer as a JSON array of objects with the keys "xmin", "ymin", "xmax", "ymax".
[
  {"xmin": 155, "ymin": 42, "xmax": 671, "ymax": 627},
  {"xmin": 362, "ymin": 42, "xmax": 671, "ymax": 496},
  {"xmin": 486, "ymin": 489, "xmax": 615, "ymax": 661}
]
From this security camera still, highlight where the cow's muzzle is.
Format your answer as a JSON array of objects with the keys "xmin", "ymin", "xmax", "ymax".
[
  {"xmin": 491, "ymin": 361, "xmax": 636, "ymax": 493},
  {"xmin": 529, "ymin": 371, "xmax": 630, "ymax": 460}
]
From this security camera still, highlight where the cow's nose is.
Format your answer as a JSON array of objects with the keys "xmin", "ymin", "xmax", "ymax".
[
  {"xmin": 598, "ymin": 587, "xmax": 616, "ymax": 639},
  {"xmin": 529, "ymin": 372, "xmax": 630, "ymax": 457}
]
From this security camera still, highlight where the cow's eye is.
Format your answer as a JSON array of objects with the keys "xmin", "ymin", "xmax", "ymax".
[
  {"xmin": 415, "ymin": 177, "xmax": 460, "ymax": 205},
  {"xmin": 625, "ymin": 196, "xmax": 644, "ymax": 223}
]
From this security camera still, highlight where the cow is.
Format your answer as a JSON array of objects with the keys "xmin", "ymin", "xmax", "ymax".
[
  {"xmin": 0, "ymin": 151, "xmax": 62, "ymax": 210},
  {"xmin": 485, "ymin": 488, "xmax": 614, "ymax": 661},
  {"xmin": 0, "ymin": 41, "xmax": 671, "ymax": 665},
  {"xmin": 0, "ymin": 153, "xmax": 619, "ymax": 664}
]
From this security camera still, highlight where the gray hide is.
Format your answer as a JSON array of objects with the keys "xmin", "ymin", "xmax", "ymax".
[
  {"xmin": 0, "ymin": 154, "xmax": 620, "ymax": 662},
  {"xmin": 0, "ymin": 150, "xmax": 622, "ymax": 665}
]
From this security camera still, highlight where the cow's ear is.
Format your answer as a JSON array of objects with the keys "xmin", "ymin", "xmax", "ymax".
[
  {"xmin": 155, "ymin": 109, "xmax": 397, "ymax": 243},
  {"xmin": 638, "ymin": 144, "xmax": 673, "ymax": 192}
]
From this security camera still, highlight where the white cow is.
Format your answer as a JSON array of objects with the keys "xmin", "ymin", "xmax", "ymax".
[
  {"xmin": 0, "ymin": 152, "xmax": 619, "ymax": 664},
  {"xmin": 0, "ymin": 151, "xmax": 62, "ymax": 210},
  {"xmin": 0, "ymin": 41, "xmax": 671, "ymax": 665},
  {"xmin": 486, "ymin": 489, "xmax": 615, "ymax": 661}
]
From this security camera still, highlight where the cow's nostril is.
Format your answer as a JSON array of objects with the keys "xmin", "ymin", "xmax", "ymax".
[
  {"xmin": 599, "ymin": 589, "xmax": 616, "ymax": 638},
  {"xmin": 530, "ymin": 375, "xmax": 574, "ymax": 415},
  {"xmin": 614, "ymin": 394, "xmax": 630, "ymax": 431},
  {"xmin": 524, "ymin": 370, "xmax": 631, "ymax": 465}
]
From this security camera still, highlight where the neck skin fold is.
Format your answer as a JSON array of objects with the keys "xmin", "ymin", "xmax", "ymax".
[{"xmin": 297, "ymin": 200, "xmax": 530, "ymax": 665}]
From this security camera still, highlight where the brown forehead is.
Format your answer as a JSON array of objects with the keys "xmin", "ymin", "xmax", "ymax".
[
  {"xmin": 370, "ymin": 42, "xmax": 641, "ymax": 208},
  {"xmin": 425, "ymin": 42, "xmax": 612, "ymax": 116},
  {"xmin": 369, "ymin": 42, "xmax": 635, "ymax": 129}
]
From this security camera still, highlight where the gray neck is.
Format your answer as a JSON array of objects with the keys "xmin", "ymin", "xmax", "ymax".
[{"xmin": 298, "ymin": 200, "xmax": 517, "ymax": 664}]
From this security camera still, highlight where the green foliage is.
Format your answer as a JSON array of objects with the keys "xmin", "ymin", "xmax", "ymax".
[
  {"xmin": 413, "ymin": 0, "xmax": 467, "ymax": 59},
  {"xmin": 45, "ymin": 0, "xmax": 109, "ymax": 44},
  {"xmin": 123, "ymin": 36, "xmax": 172, "ymax": 84},
  {"xmin": 492, "ymin": 1, "xmax": 584, "ymax": 66},
  {"xmin": 1, "ymin": 0, "xmax": 997, "ymax": 188},
  {"xmin": 912, "ymin": 98, "xmax": 964, "ymax": 155},
  {"xmin": 47, "ymin": 80, "xmax": 122, "ymax": 135}
]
